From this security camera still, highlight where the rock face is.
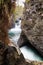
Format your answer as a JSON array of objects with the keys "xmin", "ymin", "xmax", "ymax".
[
  {"xmin": 22, "ymin": 0, "xmax": 43, "ymax": 56},
  {"xmin": 17, "ymin": 31, "xmax": 28, "ymax": 47}
]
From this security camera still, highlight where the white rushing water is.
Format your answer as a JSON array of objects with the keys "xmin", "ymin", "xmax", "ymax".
[
  {"xmin": 8, "ymin": 19, "xmax": 43, "ymax": 61},
  {"xmin": 16, "ymin": 0, "xmax": 25, "ymax": 7},
  {"xmin": 8, "ymin": 19, "xmax": 22, "ymax": 43},
  {"xmin": 20, "ymin": 46, "xmax": 43, "ymax": 61}
]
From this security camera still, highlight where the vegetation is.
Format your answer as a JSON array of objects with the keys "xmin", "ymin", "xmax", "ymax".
[
  {"xmin": 14, "ymin": 5, "xmax": 24, "ymax": 21},
  {"xmin": 26, "ymin": 0, "xmax": 30, "ymax": 3}
]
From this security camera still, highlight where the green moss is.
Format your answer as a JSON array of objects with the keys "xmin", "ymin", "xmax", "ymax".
[
  {"xmin": 26, "ymin": 0, "xmax": 30, "ymax": 3},
  {"xmin": 14, "ymin": 6, "xmax": 24, "ymax": 21},
  {"xmin": 0, "ymin": 0, "xmax": 3, "ymax": 5}
]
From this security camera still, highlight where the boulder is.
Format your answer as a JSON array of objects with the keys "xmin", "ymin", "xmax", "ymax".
[{"xmin": 22, "ymin": 0, "xmax": 43, "ymax": 56}]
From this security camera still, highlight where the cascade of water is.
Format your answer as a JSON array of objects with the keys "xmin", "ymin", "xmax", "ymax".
[
  {"xmin": 8, "ymin": 18, "xmax": 43, "ymax": 61},
  {"xmin": 8, "ymin": 18, "xmax": 22, "ymax": 43}
]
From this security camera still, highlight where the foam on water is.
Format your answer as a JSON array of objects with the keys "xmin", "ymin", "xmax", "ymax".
[{"xmin": 20, "ymin": 46, "xmax": 43, "ymax": 61}]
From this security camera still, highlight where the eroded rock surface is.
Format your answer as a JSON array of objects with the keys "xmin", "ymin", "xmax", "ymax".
[{"xmin": 22, "ymin": 0, "xmax": 43, "ymax": 56}]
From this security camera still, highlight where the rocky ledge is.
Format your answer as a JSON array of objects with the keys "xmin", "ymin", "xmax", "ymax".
[{"xmin": 26, "ymin": 59, "xmax": 43, "ymax": 65}]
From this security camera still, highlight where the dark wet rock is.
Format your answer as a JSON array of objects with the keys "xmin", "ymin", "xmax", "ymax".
[
  {"xmin": 17, "ymin": 31, "xmax": 28, "ymax": 47},
  {"xmin": 1, "ymin": 42, "xmax": 43, "ymax": 65},
  {"xmin": 9, "ymin": 21, "xmax": 15, "ymax": 29},
  {"xmin": 22, "ymin": 0, "xmax": 43, "ymax": 56}
]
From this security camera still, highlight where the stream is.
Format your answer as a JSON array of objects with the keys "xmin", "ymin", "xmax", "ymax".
[{"xmin": 8, "ymin": 19, "xmax": 43, "ymax": 61}]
